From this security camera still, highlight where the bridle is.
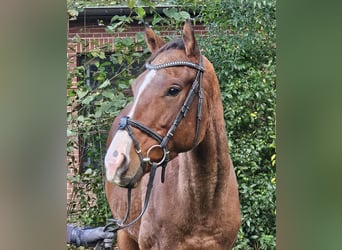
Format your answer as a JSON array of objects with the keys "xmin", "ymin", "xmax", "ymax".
[
  {"xmin": 118, "ymin": 55, "xmax": 204, "ymax": 184},
  {"xmin": 101, "ymin": 53, "xmax": 204, "ymax": 248}
]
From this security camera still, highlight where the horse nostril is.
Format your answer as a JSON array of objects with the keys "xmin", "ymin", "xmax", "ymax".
[
  {"xmin": 105, "ymin": 151, "xmax": 129, "ymax": 183},
  {"xmin": 113, "ymin": 150, "xmax": 119, "ymax": 157},
  {"xmin": 115, "ymin": 153, "xmax": 128, "ymax": 177}
]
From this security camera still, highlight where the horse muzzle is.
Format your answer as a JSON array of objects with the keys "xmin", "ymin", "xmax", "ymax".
[
  {"xmin": 105, "ymin": 149, "xmax": 143, "ymax": 188},
  {"xmin": 113, "ymin": 166, "xmax": 143, "ymax": 188}
]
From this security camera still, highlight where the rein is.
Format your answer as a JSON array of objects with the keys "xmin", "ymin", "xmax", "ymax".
[{"xmin": 101, "ymin": 54, "xmax": 204, "ymax": 248}]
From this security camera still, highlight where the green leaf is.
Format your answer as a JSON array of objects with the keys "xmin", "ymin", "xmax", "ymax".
[
  {"xmin": 101, "ymin": 61, "xmax": 112, "ymax": 67},
  {"xmin": 77, "ymin": 115, "xmax": 85, "ymax": 122},
  {"xmin": 99, "ymin": 101, "xmax": 113, "ymax": 113},
  {"xmin": 98, "ymin": 51, "xmax": 106, "ymax": 59},
  {"xmin": 84, "ymin": 168, "xmax": 93, "ymax": 175},
  {"xmin": 98, "ymin": 79, "xmax": 111, "ymax": 89},
  {"xmin": 121, "ymin": 37, "xmax": 134, "ymax": 47},
  {"xmin": 128, "ymin": 0, "xmax": 136, "ymax": 9},
  {"xmin": 76, "ymin": 89, "xmax": 88, "ymax": 99},
  {"xmin": 67, "ymin": 129, "xmax": 76, "ymax": 137},
  {"xmin": 94, "ymin": 109, "xmax": 102, "ymax": 118},
  {"xmin": 102, "ymin": 90, "xmax": 114, "ymax": 99},
  {"xmin": 179, "ymin": 11, "xmax": 190, "ymax": 20},
  {"xmin": 81, "ymin": 95, "xmax": 94, "ymax": 105},
  {"xmin": 110, "ymin": 15, "xmax": 120, "ymax": 24},
  {"xmin": 118, "ymin": 82, "xmax": 128, "ymax": 90},
  {"xmin": 152, "ymin": 16, "xmax": 162, "ymax": 26},
  {"xmin": 163, "ymin": 8, "xmax": 177, "ymax": 19},
  {"xmin": 135, "ymin": 7, "xmax": 146, "ymax": 18}
]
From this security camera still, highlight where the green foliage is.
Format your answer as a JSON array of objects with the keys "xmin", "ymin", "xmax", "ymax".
[
  {"xmin": 67, "ymin": 10, "xmax": 149, "ymax": 229},
  {"xmin": 193, "ymin": 0, "xmax": 276, "ymax": 248},
  {"xmin": 68, "ymin": 168, "xmax": 111, "ymax": 226},
  {"xmin": 67, "ymin": 0, "xmax": 176, "ymax": 19},
  {"xmin": 67, "ymin": 0, "xmax": 276, "ymax": 249}
]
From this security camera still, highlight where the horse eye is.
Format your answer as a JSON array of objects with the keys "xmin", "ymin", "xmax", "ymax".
[{"xmin": 166, "ymin": 87, "xmax": 181, "ymax": 96}]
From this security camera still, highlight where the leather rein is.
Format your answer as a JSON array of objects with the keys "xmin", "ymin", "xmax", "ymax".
[{"xmin": 102, "ymin": 54, "xmax": 204, "ymax": 242}]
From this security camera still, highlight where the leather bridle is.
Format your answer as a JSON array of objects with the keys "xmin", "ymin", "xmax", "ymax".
[
  {"xmin": 118, "ymin": 55, "xmax": 204, "ymax": 184},
  {"xmin": 102, "ymin": 54, "xmax": 204, "ymax": 243}
]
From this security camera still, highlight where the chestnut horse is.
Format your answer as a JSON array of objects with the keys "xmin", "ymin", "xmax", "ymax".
[{"xmin": 104, "ymin": 20, "xmax": 240, "ymax": 249}]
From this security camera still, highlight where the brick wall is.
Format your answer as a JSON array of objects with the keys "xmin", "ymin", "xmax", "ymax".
[{"xmin": 67, "ymin": 20, "xmax": 206, "ymax": 201}]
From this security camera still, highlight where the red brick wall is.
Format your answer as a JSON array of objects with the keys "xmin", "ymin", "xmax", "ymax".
[
  {"xmin": 67, "ymin": 23, "xmax": 206, "ymax": 65},
  {"xmin": 67, "ymin": 22, "xmax": 206, "ymax": 201}
]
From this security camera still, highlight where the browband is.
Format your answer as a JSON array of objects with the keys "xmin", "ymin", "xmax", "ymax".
[{"xmin": 146, "ymin": 61, "xmax": 204, "ymax": 72}]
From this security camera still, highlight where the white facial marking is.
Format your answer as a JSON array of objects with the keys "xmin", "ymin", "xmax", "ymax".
[
  {"xmin": 104, "ymin": 69, "xmax": 156, "ymax": 182},
  {"xmin": 128, "ymin": 70, "xmax": 156, "ymax": 117},
  {"xmin": 104, "ymin": 130, "xmax": 131, "ymax": 180}
]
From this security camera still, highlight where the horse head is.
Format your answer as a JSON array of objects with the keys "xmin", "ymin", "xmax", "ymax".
[{"xmin": 105, "ymin": 20, "xmax": 211, "ymax": 188}]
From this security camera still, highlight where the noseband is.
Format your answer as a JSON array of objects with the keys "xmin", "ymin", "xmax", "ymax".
[{"xmin": 102, "ymin": 54, "xmax": 204, "ymax": 242}]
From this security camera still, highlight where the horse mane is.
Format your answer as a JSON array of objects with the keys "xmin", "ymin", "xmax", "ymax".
[{"xmin": 147, "ymin": 38, "xmax": 185, "ymax": 63}]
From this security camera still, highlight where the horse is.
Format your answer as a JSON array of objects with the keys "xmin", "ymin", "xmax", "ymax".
[{"xmin": 104, "ymin": 20, "xmax": 240, "ymax": 250}]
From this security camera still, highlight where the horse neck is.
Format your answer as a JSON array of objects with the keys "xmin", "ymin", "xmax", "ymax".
[{"xmin": 178, "ymin": 73, "xmax": 232, "ymax": 212}]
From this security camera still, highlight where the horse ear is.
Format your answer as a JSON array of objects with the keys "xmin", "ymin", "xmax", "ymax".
[
  {"xmin": 144, "ymin": 24, "xmax": 165, "ymax": 53},
  {"xmin": 182, "ymin": 19, "xmax": 200, "ymax": 57}
]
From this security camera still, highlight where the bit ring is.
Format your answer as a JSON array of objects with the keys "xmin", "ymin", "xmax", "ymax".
[{"xmin": 145, "ymin": 145, "xmax": 168, "ymax": 165}]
